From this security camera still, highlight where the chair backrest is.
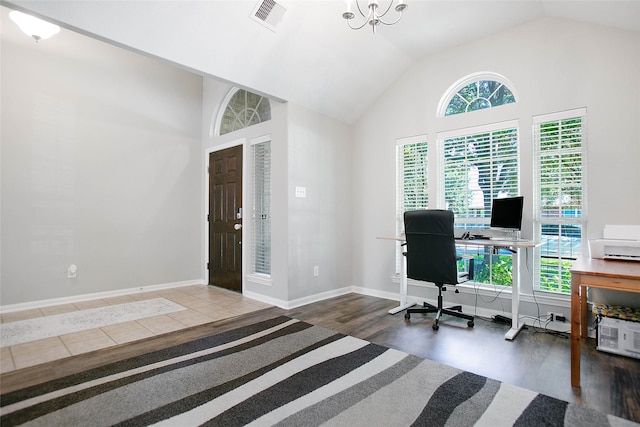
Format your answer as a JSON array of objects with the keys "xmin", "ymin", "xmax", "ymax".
[{"xmin": 404, "ymin": 209, "xmax": 458, "ymax": 285}]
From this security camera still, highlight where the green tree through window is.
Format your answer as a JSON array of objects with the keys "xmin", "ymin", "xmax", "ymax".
[{"xmin": 445, "ymin": 80, "xmax": 515, "ymax": 116}]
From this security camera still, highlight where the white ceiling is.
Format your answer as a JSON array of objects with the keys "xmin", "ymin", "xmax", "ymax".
[{"xmin": 3, "ymin": 0, "xmax": 640, "ymax": 124}]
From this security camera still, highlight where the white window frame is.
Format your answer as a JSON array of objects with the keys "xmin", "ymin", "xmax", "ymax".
[
  {"xmin": 437, "ymin": 72, "xmax": 518, "ymax": 117},
  {"xmin": 437, "ymin": 120, "xmax": 520, "ymax": 287},
  {"xmin": 533, "ymin": 108, "xmax": 588, "ymax": 294},
  {"xmin": 437, "ymin": 120, "xmax": 520, "ymax": 225},
  {"xmin": 215, "ymin": 88, "xmax": 271, "ymax": 137},
  {"xmin": 249, "ymin": 135, "xmax": 272, "ymax": 282}
]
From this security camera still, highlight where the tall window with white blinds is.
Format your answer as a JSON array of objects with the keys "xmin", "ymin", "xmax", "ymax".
[
  {"xmin": 251, "ymin": 141, "xmax": 271, "ymax": 275},
  {"xmin": 396, "ymin": 136, "xmax": 428, "ymax": 272},
  {"xmin": 440, "ymin": 122, "xmax": 519, "ymax": 227},
  {"xmin": 534, "ymin": 108, "xmax": 587, "ymax": 293},
  {"xmin": 439, "ymin": 122, "xmax": 519, "ymax": 286}
]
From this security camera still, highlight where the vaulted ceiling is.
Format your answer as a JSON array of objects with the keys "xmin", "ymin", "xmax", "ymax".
[{"xmin": 3, "ymin": 1, "xmax": 640, "ymax": 124}]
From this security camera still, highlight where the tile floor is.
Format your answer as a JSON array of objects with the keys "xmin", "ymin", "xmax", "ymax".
[{"xmin": 0, "ymin": 285, "xmax": 271, "ymax": 373}]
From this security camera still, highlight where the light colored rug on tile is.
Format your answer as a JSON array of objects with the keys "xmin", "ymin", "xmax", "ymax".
[{"xmin": 0, "ymin": 298, "xmax": 187, "ymax": 347}]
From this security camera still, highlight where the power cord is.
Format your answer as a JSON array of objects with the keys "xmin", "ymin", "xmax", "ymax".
[{"xmin": 469, "ymin": 246, "xmax": 571, "ymax": 336}]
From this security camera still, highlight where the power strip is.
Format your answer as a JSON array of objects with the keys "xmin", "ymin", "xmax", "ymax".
[{"xmin": 493, "ymin": 314, "xmax": 512, "ymax": 324}]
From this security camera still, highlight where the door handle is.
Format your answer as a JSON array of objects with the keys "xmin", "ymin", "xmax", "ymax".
[{"xmin": 234, "ymin": 224, "xmax": 242, "ymax": 230}]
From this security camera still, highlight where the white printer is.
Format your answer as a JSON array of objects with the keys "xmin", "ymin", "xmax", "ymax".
[{"xmin": 589, "ymin": 225, "xmax": 640, "ymax": 261}]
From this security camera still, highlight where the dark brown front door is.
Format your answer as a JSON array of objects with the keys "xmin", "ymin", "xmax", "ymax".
[{"xmin": 209, "ymin": 146, "xmax": 242, "ymax": 292}]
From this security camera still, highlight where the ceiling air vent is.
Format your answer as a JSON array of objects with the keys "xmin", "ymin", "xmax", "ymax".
[{"xmin": 250, "ymin": 0, "xmax": 287, "ymax": 32}]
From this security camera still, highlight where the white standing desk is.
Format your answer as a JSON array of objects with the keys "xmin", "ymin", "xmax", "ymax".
[
  {"xmin": 377, "ymin": 235, "xmax": 540, "ymax": 340},
  {"xmin": 376, "ymin": 236, "xmax": 417, "ymax": 314}
]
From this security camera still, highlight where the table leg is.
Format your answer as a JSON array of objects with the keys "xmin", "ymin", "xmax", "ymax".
[
  {"xmin": 571, "ymin": 273, "xmax": 581, "ymax": 387},
  {"xmin": 505, "ymin": 248, "xmax": 524, "ymax": 340},
  {"xmin": 580, "ymin": 284, "xmax": 588, "ymax": 338},
  {"xmin": 388, "ymin": 247, "xmax": 416, "ymax": 315}
]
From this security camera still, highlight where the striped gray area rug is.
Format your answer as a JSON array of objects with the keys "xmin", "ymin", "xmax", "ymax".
[{"xmin": 0, "ymin": 316, "xmax": 636, "ymax": 427}]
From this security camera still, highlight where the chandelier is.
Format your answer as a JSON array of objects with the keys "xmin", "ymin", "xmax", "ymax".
[{"xmin": 342, "ymin": 0, "xmax": 408, "ymax": 34}]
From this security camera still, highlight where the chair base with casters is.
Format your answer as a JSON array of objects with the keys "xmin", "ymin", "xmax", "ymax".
[{"xmin": 404, "ymin": 284, "xmax": 474, "ymax": 330}]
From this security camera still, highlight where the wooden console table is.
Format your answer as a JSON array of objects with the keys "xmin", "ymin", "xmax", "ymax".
[{"xmin": 570, "ymin": 257, "xmax": 640, "ymax": 387}]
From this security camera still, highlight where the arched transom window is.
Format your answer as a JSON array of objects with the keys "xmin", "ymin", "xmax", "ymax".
[
  {"xmin": 438, "ymin": 73, "xmax": 516, "ymax": 117},
  {"xmin": 218, "ymin": 89, "xmax": 271, "ymax": 136}
]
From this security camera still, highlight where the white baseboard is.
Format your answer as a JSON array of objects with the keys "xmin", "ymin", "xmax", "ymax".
[
  {"xmin": 244, "ymin": 286, "xmax": 354, "ymax": 310},
  {"xmin": 0, "ymin": 279, "xmax": 206, "ymax": 313},
  {"xmin": 242, "ymin": 291, "xmax": 288, "ymax": 309},
  {"xmin": 351, "ymin": 286, "xmax": 400, "ymax": 302}
]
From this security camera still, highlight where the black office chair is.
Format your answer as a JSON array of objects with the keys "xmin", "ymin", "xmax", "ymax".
[{"xmin": 403, "ymin": 209, "xmax": 475, "ymax": 330}]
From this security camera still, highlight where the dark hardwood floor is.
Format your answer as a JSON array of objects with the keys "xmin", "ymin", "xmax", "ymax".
[
  {"xmin": 284, "ymin": 293, "xmax": 640, "ymax": 423},
  {"xmin": 2, "ymin": 293, "xmax": 639, "ymax": 423}
]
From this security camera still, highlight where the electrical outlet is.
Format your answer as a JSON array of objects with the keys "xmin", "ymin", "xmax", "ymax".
[
  {"xmin": 547, "ymin": 312, "xmax": 567, "ymax": 322},
  {"xmin": 313, "ymin": 266, "xmax": 319, "ymax": 277}
]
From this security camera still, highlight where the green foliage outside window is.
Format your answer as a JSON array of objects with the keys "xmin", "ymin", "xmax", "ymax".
[
  {"xmin": 539, "ymin": 258, "xmax": 572, "ymax": 293},
  {"xmin": 446, "ymin": 80, "xmax": 515, "ymax": 116},
  {"xmin": 471, "ymin": 254, "xmax": 513, "ymax": 286}
]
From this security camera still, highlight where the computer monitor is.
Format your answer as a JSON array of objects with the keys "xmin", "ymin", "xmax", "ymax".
[{"xmin": 490, "ymin": 196, "xmax": 524, "ymax": 231}]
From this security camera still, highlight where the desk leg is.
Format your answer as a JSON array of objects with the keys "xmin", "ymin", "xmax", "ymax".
[
  {"xmin": 570, "ymin": 274, "xmax": 581, "ymax": 387},
  {"xmin": 388, "ymin": 249, "xmax": 416, "ymax": 315},
  {"xmin": 580, "ymin": 285, "xmax": 588, "ymax": 338},
  {"xmin": 505, "ymin": 248, "xmax": 524, "ymax": 340}
]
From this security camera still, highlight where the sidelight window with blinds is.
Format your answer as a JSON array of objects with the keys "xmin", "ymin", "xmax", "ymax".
[
  {"xmin": 251, "ymin": 140, "xmax": 272, "ymax": 275},
  {"xmin": 533, "ymin": 108, "xmax": 587, "ymax": 293},
  {"xmin": 396, "ymin": 135, "xmax": 429, "ymax": 273}
]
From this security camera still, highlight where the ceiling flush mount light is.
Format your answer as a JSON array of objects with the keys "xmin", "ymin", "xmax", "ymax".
[
  {"xmin": 9, "ymin": 10, "xmax": 60, "ymax": 42},
  {"xmin": 342, "ymin": 0, "xmax": 407, "ymax": 34}
]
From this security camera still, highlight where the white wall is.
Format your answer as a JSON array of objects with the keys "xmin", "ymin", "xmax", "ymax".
[
  {"xmin": 352, "ymin": 17, "xmax": 640, "ymax": 314},
  {"xmin": 0, "ymin": 8, "xmax": 203, "ymax": 305},
  {"xmin": 287, "ymin": 104, "xmax": 352, "ymax": 302},
  {"xmin": 201, "ymin": 81, "xmax": 352, "ymax": 306}
]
